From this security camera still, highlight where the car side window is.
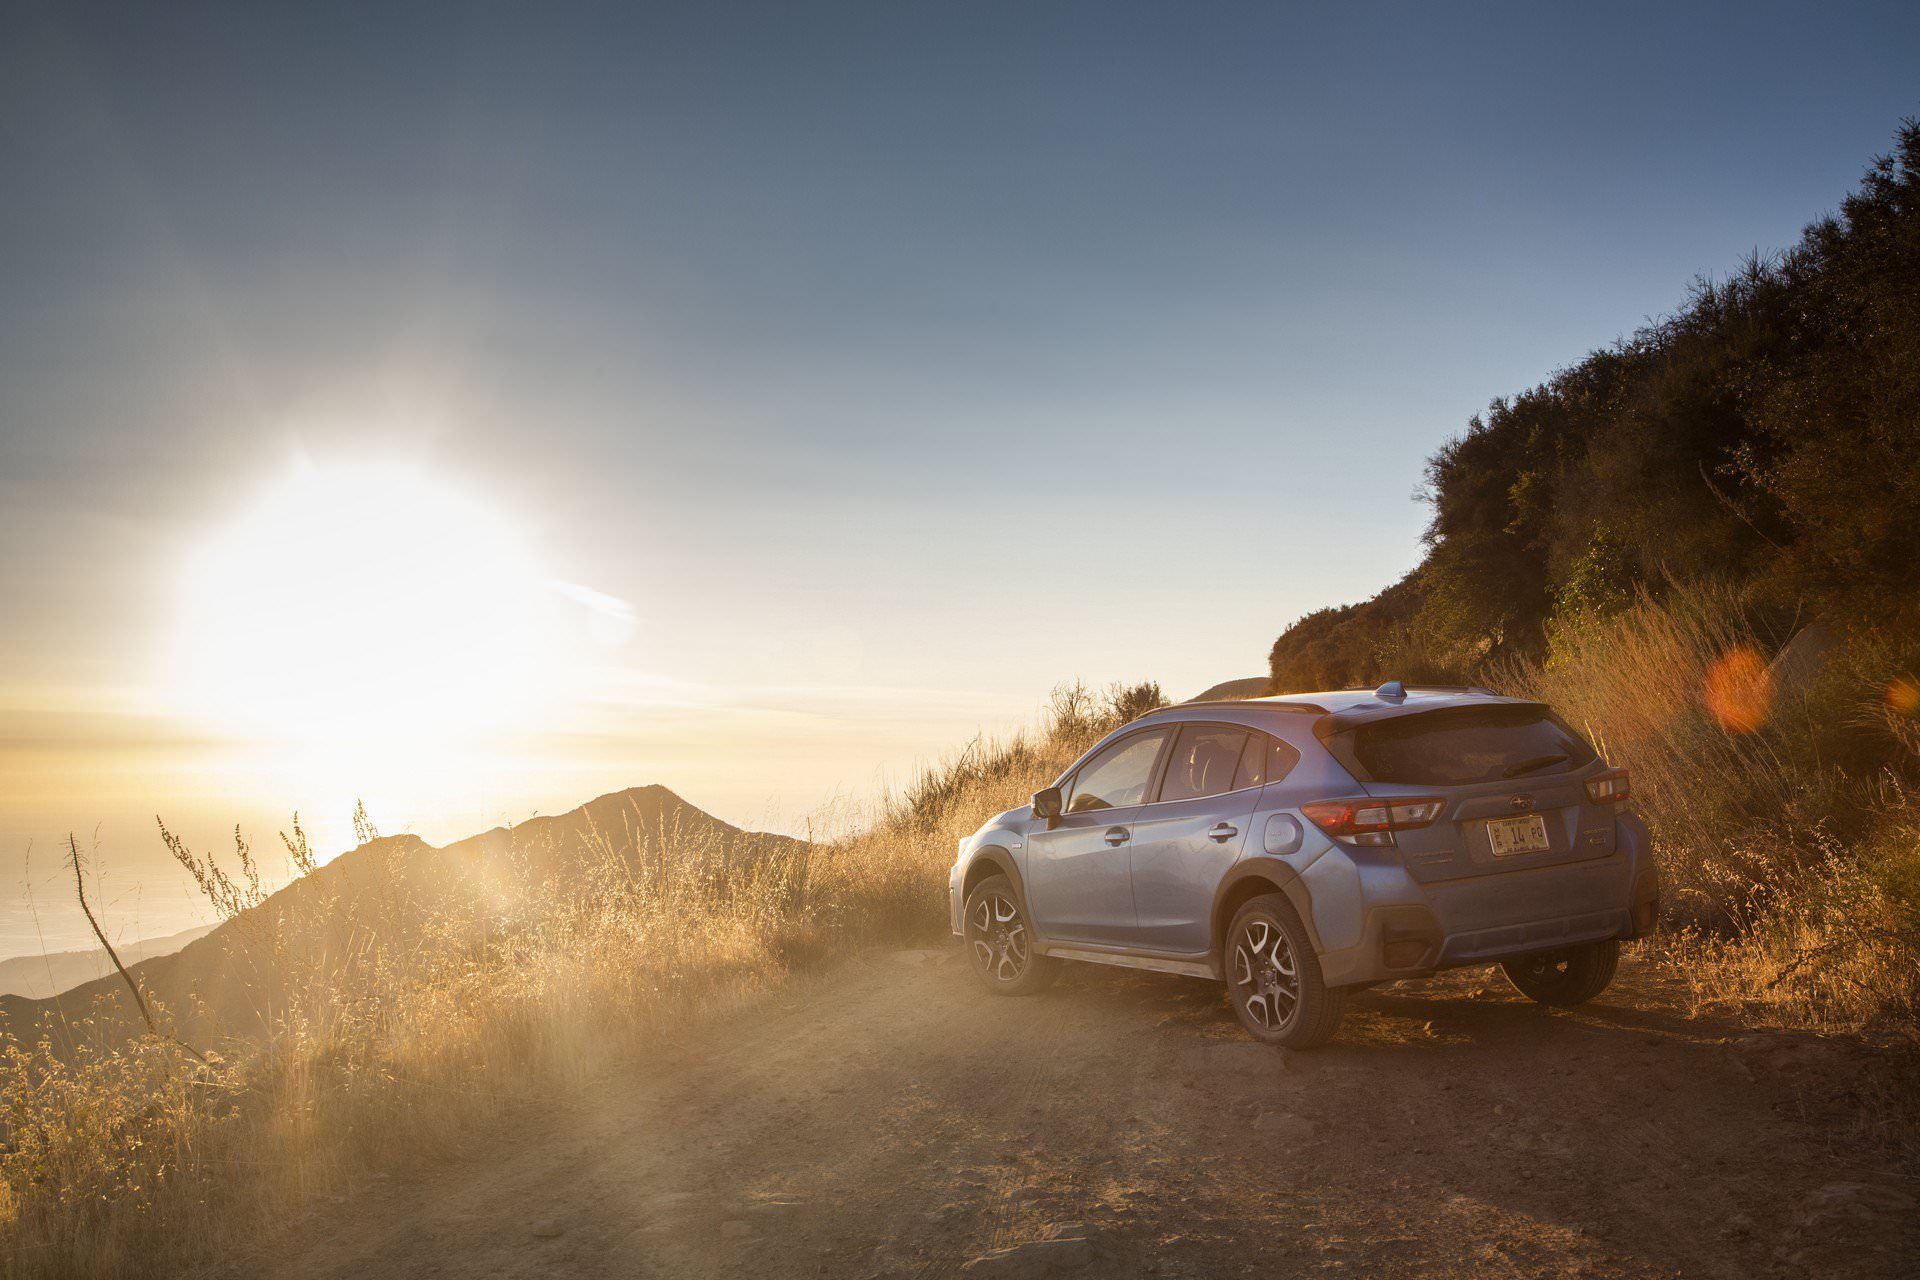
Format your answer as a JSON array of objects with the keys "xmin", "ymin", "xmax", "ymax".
[
  {"xmin": 1235, "ymin": 730, "xmax": 1301, "ymax": 791},
  {"xmin": 1065, "ymin": 730, "xmax": 1170, "ymax": 813},
  {"xmin": 1158, "ymin": 724, "xmax": 1251, "ymax": 803}
]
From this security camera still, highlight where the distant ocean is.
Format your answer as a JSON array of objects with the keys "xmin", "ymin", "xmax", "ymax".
[{"xmin": 0, "ymin": 879, "xmax": 215, "ymax": 963}]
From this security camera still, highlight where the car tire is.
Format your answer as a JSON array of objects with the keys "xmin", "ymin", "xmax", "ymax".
[
  {"xmin": 1224, "ymin": 893, "xmax": 1346, "ymax": 1048},
  {"xmin": 961, "ymin": 873, "xmax": 1060, "ymax": 996},
  {"xmin": 1501, "ymin": 940, "xmax": 1619, "ymax": 1007}
]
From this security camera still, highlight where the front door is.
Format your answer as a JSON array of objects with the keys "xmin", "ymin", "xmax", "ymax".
[{"xmin": 1025, "ymin": 727, "xmax": 1170, "ymax": 945}]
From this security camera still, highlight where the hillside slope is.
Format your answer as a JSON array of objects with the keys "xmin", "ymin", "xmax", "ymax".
[
  {"xmin": 1185, "ymin": 676, "xmax": 1272, "ymax": 702},
  {"xmin": 1270, "ymin": 122, "xmax": 1920, "ymax": 689},
  {"xmin": 3, "ymin": 786, "xmax": 798, "ymax": 1048}
]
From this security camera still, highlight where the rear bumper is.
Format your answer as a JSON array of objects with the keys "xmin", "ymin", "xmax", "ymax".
[{"xmin": 1314, "ymin": 811, "xmax": 1659, "ymax": 987}]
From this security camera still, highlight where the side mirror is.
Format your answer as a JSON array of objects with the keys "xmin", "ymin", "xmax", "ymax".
[{"xmin": 1031, "ymin": 786, "xmax": 1063, "ymax": 821}]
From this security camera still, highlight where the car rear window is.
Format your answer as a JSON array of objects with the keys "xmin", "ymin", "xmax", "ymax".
[
  {"xmin": 1335, "ymin": 705, "xmax": 1597, "ymax": 787},
  {"xmin": 1158, "ymin": 724, "xmax": 1250, "ymax": 803},
  {"xmin": 1233, "ymin": 731, "xmax": 1300, "ymax": 791}
]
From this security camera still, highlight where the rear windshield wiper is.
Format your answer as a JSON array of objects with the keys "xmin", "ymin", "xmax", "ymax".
[{"xmin": 1501, "ymin": 752, "xmax": 1570, "ymax": 779}]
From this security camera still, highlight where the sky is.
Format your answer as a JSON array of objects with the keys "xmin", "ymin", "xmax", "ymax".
[{"xmin": 3, "ymin": 0, "xmax": 1918, "ymax": 954}]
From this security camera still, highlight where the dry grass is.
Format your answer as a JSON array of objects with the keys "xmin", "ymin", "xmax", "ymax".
[
  {"xmin": 0, "ymin": 682, "xmax": 1147, "ymax": 1279},
  {"xmin": 1492, "ymin": 583, "xmax": 1920, "ymax": 1042}
]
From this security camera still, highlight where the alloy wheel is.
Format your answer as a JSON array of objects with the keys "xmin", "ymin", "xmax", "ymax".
[
  {"xmin": 1232, "ymin": 916, "xmax": 1299, "ymax": 1032},
  {"xmin": 967, "ymin": 893, "xmax": 1031, "ymax": 984}
]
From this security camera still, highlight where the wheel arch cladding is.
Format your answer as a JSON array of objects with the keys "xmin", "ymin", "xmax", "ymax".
[
  {"xmin": 962, "ymin": 847, "xmax": 1020, "ymax": 903},
  {"xmin": 1211, "ymin": 861, "xmax": 1318, "ymax": 963}
]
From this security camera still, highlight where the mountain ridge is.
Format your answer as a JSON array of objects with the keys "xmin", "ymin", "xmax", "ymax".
[
  {"xmin": 0, "ymin": 923, "xmax": 216, "ymax": 1000},
  {"xmin": 1, "ymin": 785, "xmax": 798, "ymax": 1048}
]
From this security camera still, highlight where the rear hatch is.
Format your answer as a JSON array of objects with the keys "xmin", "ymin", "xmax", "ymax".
[{"xmin": 1323, "ymin": 702, "xmax": 1615, "ymax": 884}]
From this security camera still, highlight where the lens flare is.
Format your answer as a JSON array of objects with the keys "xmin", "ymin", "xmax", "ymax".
[
  {"xmin": 1888, "ymin": 677, "xmax": 1920, "ymax": 717},
  {"xmin": 1703, "ymin": 645, "xmax": 1773, "ymax": 734}
]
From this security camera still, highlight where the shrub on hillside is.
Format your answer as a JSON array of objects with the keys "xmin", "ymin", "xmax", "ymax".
[{"xmin": 1269, "ymin": 121, "xmax": 1920, "ymax": 689}]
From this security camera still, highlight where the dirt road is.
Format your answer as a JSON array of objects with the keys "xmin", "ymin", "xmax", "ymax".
[{"xmin": 245, "ymin": 949, "xmax": 1916, "ymax": 1279}]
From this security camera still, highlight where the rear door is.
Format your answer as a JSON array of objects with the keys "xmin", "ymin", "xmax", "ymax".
[
  {"xmin": 1125, "ymin": 723, "xmax": 1271, "ymax": 952},
  {"xmin": 1327, "ymin": 703, "xmax": 1613, "ymax": 884},
  {"xmin": 1025, "ymin": 728, "xmax": 1171, "ymax": 944}
]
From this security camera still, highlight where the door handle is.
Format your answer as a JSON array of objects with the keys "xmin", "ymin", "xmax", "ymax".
[
  {"xmin": 1208, "ymin": 822, "xmax": 1239, "ymax": 842},
  {"xmin": 1103, "ymin": 827, "xmax": 1129, "ymax": 846}
]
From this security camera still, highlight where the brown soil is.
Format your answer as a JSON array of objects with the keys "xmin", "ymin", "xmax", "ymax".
[{"xmin": 236, "ymin": 949, "xmax": 1917, "ymax": 1278}]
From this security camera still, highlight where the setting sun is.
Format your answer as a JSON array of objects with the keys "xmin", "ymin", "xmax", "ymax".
[{"xmin": 172, "ymin": 459, "xmax": 572, "ymax": 748}]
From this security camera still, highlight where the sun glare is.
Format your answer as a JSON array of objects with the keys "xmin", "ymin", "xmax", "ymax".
[{"xmin": 175, "ymin": 459, "xmax": 574, "ymax": 751}]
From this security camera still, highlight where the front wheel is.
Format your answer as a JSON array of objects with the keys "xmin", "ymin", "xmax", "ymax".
[
  {"xmin": 1501, "ymin": 940, "xmax": 1619, "ymax": 1006},
  {"xmin": 961, "ymin": 874, "xmax": 1059, "ymax": 995},
  {"xmin": 1225, "ymin": 893, "xmax": 1346, "ymax": 1048}
]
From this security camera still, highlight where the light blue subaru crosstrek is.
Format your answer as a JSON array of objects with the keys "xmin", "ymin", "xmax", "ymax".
[{"xmin": 948, "ymin": 684, "xmax": 1659, "ymax": 1047}]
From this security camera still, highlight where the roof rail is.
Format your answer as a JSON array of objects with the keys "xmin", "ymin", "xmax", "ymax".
[
  {"xmin": 1376, "ymin": 681, "xmax": 1497, "ymax": 699},
  {"xmin": 1163, "ymin": 698, "xmax": 1329, "ymax": 715}
]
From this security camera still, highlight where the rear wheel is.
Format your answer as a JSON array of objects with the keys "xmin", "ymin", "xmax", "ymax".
[
  {"xmin": 1225, "ymin": 894, "xmax": 1346, "ymax": 1048},
  {"xmin": 1501, "ymin": 940, "xmax": 1619, "ymax": 1006},
  {"xmin": 962, "ymin": 874, "xmax": 1059, "ymax": 996}
]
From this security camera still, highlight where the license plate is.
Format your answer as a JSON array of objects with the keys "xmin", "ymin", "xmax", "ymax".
[{"xmin": 1486, "ymin": 813, "xmax": 1551, "ymax": 857}]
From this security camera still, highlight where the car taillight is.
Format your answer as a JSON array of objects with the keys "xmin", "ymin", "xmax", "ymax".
[
  {"xmin": 1586, "ymin": 768, "xmax": 1630, "ymax": 804},
  {"xmin": 1300, "ymin": 797, "xmax": 1444, "ymax": 847}
]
